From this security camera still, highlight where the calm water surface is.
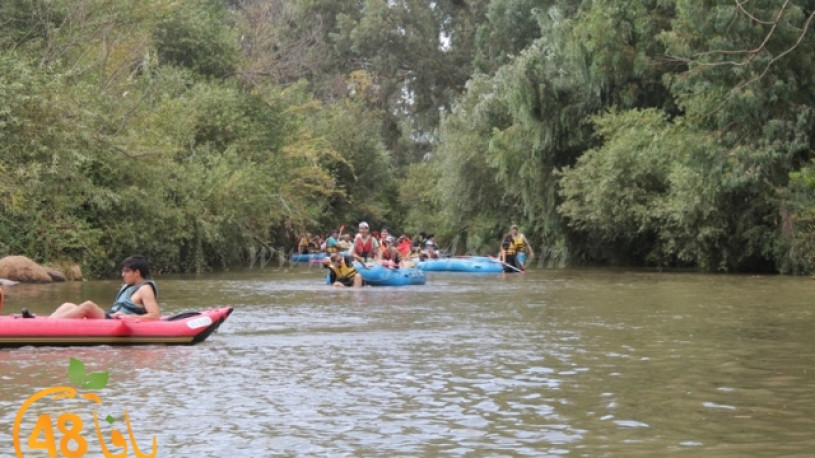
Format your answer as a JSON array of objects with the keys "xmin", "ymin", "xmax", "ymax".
[{"xmin": 2, "ymin": 265, "xmax": 815, "ymax": 457}]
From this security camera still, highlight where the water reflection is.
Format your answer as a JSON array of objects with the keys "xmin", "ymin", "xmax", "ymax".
[{"xmin": 2, "ymin": 268, "xmax": 815, "ymax": 456}]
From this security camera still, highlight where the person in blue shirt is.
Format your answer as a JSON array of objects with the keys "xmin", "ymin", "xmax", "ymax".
[{"xmin": 325, "ymin": 229, "xmax": 341, "ymax": 254}]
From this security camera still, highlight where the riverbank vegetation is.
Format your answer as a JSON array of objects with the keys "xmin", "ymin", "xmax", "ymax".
[{"xmin": 1, "ymin": 0, "xmax": 814, "ymax": 276}]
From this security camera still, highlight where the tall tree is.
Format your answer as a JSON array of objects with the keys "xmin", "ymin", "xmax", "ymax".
[
  {"xmin": 312, "ymin": 0, "xmax": 486, "ymax": 164},
  {"xmin": 658, "ymin": 0, "xmax": 815, "ymax": 271},
  {"xmin": 559, "ymin": 0, "xmax": 815, "ymax": 271},
  {"xmin": 153, "ymin": 0, "xmax": 239, "ymax": 79},
  {"xmin": 426, "ymin": 0, "xmax": 676, "ymax": 257}
]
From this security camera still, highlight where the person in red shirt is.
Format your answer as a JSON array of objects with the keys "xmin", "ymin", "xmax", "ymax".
[{"xmin": 397, "ymin": 235, "xmax": 412, "ymax": 258}]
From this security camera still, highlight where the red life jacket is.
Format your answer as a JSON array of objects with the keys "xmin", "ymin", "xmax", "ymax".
[
  {"xmin": 354, "ymin": 235, "xmax": 374, "ymax": 257},
  {"xmin": 382, "ymin": 247, "xmax": 401, "ymax": 262}
]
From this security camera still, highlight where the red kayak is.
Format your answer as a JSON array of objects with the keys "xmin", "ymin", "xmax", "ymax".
[{"xmin": 0, "ymin": 307, "xmax": 233, "ymax": 347}]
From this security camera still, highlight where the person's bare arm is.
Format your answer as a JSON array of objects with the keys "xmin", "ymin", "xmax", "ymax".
[{"xmin": 115, "ymin": 284, "xmax": 160, "ymax": 321}]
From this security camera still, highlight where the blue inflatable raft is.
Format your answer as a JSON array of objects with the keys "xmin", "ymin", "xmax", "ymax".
[
  {"xmin": 416, "ymin": 256, "xmax": 504, "ymax": 273},
  {"xmin": 326, "ymin": 262, "xmax": 426, "ymax": 286},
  {"xmin": 355, "ymin": 262, "xmax": 426, "ymax": 286},
  {"xmin": 290, "ymin": 252, "xmax": 328, "ymax": 263}
]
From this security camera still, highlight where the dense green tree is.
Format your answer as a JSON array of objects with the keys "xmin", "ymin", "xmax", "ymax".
[
  {"xmin": 783, "ymin": 163, "xmax": 815, "ymax": 273},
  {"xmin": 153, "ymin": 0, "xmax": 239, "ymax": 79},
  {"xmin": 0, "ymin": 0, "xmax": 343, "ymax": 275},
  {"xmin": 315, "ymin": 97, "xmax": 395, "ymax": 228},
  {"xmin": 656, "ymin": 0, "xmax": 815, "ymax": 271},
  {"xmin": 473, "ymin": 0, "xmax": 583, "ymax": 74},
  {"xmin": 314, "ymin": 0, "xmax": 486, "ymax": 164},
  {"xmin": 558, "ymin": 109, "xmax": 729, "ymax": 267},
  {"xmin": 427, "ymin": 0, "xmax": 676, "ymax": 259},
  {"xmin": 557, "ymin": 0, "xmax": 815, "ymax": 271}
]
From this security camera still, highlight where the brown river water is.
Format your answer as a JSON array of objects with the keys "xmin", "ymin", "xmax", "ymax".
[{"xmin": 1, "ymin": 264, "xmax": 814, "ymax": 457}]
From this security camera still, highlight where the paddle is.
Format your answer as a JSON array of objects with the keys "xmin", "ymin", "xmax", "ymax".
[{"xmin": 488, "ymin": 255, "xmax": 523, "ymax": 273}]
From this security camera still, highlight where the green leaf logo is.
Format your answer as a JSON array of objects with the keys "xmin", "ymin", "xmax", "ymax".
[
  {"xmin": 68, "ymin": 357, "xmax": 85, "ymax": 385},
  {"xmin": 67, "ymin": 357, "xmax": 109, "ymax": 390},
  {"xmin": 84, "ymin": 371, "xmax": 109, "ymax": 390}
]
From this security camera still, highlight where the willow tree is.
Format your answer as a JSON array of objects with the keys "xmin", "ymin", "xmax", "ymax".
[
  {"xmin": 558, "ymin": 0, "xmax": 815, "ymax": 272},
  {"xmin": 420, "ymin": 74, "xmax": 510, "ymax": 252},
  {"xmin": 428, "ymin": 0, "xmax": 676, "ymax": 259},
  {"xmin": 473, "ymin": 0, "xmax": 580, "ymax": 75}
]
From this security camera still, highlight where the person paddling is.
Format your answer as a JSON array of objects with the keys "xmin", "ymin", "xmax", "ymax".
[{"xmin": 46, "ymin": 256, "xmax": 160, "ymax": 321}]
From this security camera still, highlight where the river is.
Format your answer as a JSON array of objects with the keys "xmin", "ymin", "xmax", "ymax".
[{"xmin": 2, "ymin": 265, "xmax": 814, "ymax": 456}]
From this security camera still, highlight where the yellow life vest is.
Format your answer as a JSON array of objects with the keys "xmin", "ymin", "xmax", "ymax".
[
  {"xmin": 508, "ymin": 234, "xmax": 526, "ymax": 255},
  {"xmin": 326, "ymin": 262, "xmax": 358, "ymax": 283}
]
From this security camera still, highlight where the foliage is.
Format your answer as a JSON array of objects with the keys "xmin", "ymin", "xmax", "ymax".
[
  {"xmin": 3, "ymin": 0, "xmax": 815, "ymax": 276},
  {"xmin": 426, "ymin": 0, "xmax": 678, "ymax": 260},
  {"xmin": 327, "ymin": 0, "xmax": 485, "ymax": 165},
  {"xmin": 558, "ymin": 109, "xmax": 678, "ymax": 264},
  {"xmin": 313, "ymin": 97, "xmax": 395, "ymax": 229},
  {"xmin": 153, "ymin": 0, "xmax": 239, "ymax": 79},
  {"xmin": 474, "ymin": 0, "xmax": 582, "ymax": 75},
  {"xmin": 0, "ymin": 0, "xmax": 354, "ymax": 275},
  {"xmin": 655, "ymin": 0, "xmax": 815, "ymax": 271},
  {"xmin": 783, "ymin": 164, "xmax": 815, "ymax": 274}
]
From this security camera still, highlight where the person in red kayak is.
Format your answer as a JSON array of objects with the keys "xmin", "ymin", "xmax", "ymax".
[{"xmin": 45, "ymin": 256, "xmax": 160, "ymax": 321}]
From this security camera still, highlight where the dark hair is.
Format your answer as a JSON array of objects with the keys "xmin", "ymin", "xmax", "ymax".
[{"xmin": 122, "ymin": 256, "xmax": 150, "ymax": 278}]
